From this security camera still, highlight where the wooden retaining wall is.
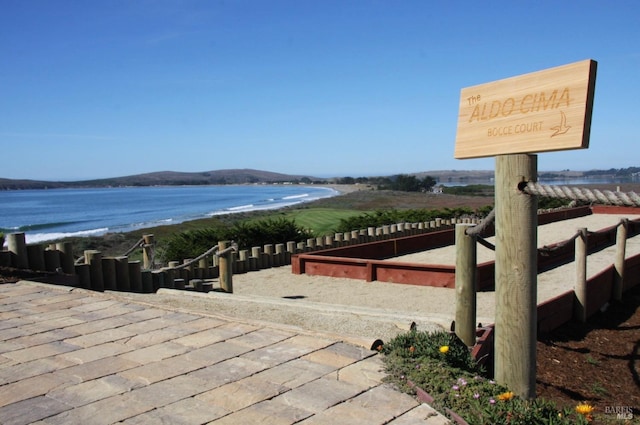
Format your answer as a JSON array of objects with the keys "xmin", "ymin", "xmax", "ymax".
[
  {"xmin": 292, "ymin": 207, "xmax": 596, "ymax": 289},
  {"xmin": 474, "ymin": 251, "xmax": 640, "ymax": 367}
]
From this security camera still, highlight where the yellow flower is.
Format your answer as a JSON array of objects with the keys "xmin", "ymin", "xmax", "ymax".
[
  {"xmin": 575, "ymin": 403, "xmax": 594, "ymax": 416},
  {"xmin": 497, "ymin": 391, "xmax": 514, "ymax": 401},
  {"xmin": 439, "ymin": 345, "xmax": 449, "ymax": 354}
]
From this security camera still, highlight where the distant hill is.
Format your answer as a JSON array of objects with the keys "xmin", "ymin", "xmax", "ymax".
[
  {"xmin": 0, "ymin": 169, "xmax": 323, "ymax": 190},
  {"xmin": 2, "ymin": 166, "xmax": 638, "ymax": 190}
]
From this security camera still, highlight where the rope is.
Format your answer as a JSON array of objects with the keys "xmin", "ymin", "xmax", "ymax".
[
  {"xmin": 162, "ymin": 242, "xmax": 237, "ymax": 271},
  {"xmin": 538, "ymin": 229, "xmax": 586, "ymax": 256},
  {"xmin": 465, "ymin": 182, "xmax": 640, "ymax": 238},
  {"xmin": 122, "ymin": 237, "xmax": 145, "ymax": 257},
  {"xmin": 523, "ymin": 182, "xmax": 640, "ymax": 207},
  {"xmin": 465, "ymin": 209, "xmax": 495, "ymax": 236},
  {"xmin": 476, "ymin": 236, "xmax": 496, "ymax": 251}
]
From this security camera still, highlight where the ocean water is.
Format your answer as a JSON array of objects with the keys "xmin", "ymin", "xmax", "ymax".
[{"xmin": 0, "ymin": 185, "xmax": 339, "ymax": 244}]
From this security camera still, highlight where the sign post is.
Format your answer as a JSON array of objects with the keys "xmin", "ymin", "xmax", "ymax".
[{"xmin": 454, "ymin": 59, "xmax": 597, "ymax": 398}]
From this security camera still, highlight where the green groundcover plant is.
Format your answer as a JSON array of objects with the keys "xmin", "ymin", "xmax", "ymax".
[{"xmin": 381, "ymin": 330, "xmax": 594, "ymax": 425}]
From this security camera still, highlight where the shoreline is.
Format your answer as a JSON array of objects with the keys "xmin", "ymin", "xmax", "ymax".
[{"xmin": 10, "ymin": 184, "xmax": 353, "ymax": 246}]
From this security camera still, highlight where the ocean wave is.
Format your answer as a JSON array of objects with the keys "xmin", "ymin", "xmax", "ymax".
[
  {"xmin": 282, "ymin": 193, "xmax": 309, "ymax": 200},
  {"xmin": 225, "ymin": 204, "xmax": 254, "ymax": 211},
  {"xmin": 2, "ymin": 220, "xmax": 90, "ymax": 233},
  {"xmin": 25, "ymin": 227, "xmax": 110, "ymax": 244}
]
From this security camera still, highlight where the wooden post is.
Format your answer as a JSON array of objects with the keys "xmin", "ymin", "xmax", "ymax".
[
  {"xmin": 613, "ymin": 219, "xmax": 628, "ymax": 301},
  {"xmin": 455, "ymin": 223, "xmax": 477, "ymax": 347},
  {"xmin": 574, "ymin": 228, "xmax": 588, "ymax": 322},
  {"xmin": 251, "ymin": 247, "xmax": 262, "ymax": 269},
  {"xmin": 263, "ymin": 244, "xmax": 274, "ymax": 268},
  {"xmin": 129, "ymin": 261, "xmax": 142, "ymax": 292},
  {"xmin": 142, "ymin": 234, "xmax": 155, "ymax": 269},
  {"xmin": 306, "ymin": 238, "xmax": 316, "ymax": 250},
  {"xmin": 8, "ymin": 233, "xmax": 28, "ymax": 269},
  {"xmin": 275, "ymin": 243, "xmax": 285, "ymax": 267},
  {"xmin": 84, "ymin": 250, "xmax": 104, "ymax": 291},
  {"xmin": 44, "ymin": 248, "xmax": 61, "ymax": 272},
  {"xmin": 116, "ymin": 256, "xmax": 130, "ymax": 291},
  {"xmin": 198, "ymin": 257, "xmax": 210, "ymax": 279},
  {"xmin": 56, "ymin": 242, "xmax": 75, "ymax": 274},
  {"xmin": 141, "ymin": 269, "xmax": 153, "ymax": 293},
  {"xmin": 219, "ymin": 241, "xmax": 233, "ymax": 293},
  {"xmin": 27, "ymin": 244, "xmax": 45, "ymax": 271},
  {"xmin": 239, "ymin": 249, "xmax": 249, "ymax": 273},
  {"xmin": 494, "ymin": 154, "xmax": 538, "ymax": 399},
  {"xmin": 286, "ymin": 241, "xmax": 296, "ymax": 263},
  {"xmin": 75, "ymin": 263, "xmax": 90, "ymax": 289},
  {"xmin": 102, "ymin": 257, "xmax": 117, "ymax": 290}
]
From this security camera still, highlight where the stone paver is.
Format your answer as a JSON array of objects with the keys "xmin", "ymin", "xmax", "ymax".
[
  {"xmin": 388, "ymin": 403, "xmax": 452, "ymax": 425},
  {"xmin": 0, "ymin": 281, "xmax": 449, "ymax": 424}
]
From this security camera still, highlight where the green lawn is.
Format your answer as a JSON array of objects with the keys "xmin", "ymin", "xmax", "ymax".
[{"xmin": 259, "ymin": 208, "xmax": 365, "ymax": 236}]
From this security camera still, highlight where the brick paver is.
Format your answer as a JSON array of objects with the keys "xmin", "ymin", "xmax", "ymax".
[{"xmin": 0, "ymin": 281, "xmax": 448, "ymax": 424}]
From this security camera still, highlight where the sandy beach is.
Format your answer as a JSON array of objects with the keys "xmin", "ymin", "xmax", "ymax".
[{"xmin": 113, "ymin": 211, "xmax": 640, "ymax": 346}]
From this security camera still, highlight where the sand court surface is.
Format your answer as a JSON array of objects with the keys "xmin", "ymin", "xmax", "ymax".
[{"xmin": 116, "ymin": 212, "xmax": 640, "ymax": 344}]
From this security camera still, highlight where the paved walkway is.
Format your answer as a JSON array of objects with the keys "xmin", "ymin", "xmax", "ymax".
[{"xmin": 0, "ymin": 281, "xmax": 448, "ymax": 425}]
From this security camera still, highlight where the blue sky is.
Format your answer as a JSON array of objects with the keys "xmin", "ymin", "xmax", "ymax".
[{"xmin": 1, "ymin": 1, "xmax": 639, "ymax": 181}]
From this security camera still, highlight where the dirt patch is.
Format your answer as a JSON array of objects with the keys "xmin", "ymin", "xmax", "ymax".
[{"xmin": 537, "ymin": 283, "xmax": 640, "ymax": 418}]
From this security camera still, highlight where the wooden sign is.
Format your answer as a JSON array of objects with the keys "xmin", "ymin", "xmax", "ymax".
[{"xmin": 454, "ymin": 59, "xmax": 597, "ymax": 159}]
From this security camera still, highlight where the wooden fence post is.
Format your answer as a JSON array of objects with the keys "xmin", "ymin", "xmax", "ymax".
[
  {"xmin": 129, "ymin": 261, "xmax": 142, "ymax": 292},
  {"xmin": 141, "ymin": 269, "xmax": 153, "ymax": 293},
  {"xmin": 275, "ymin": 244, "xmax": 285, "ymax": 266},
  {"xmin": 263, "ymin": 244, "xmax": 274, "ymax": 268},
  {"xmin": 116, "ymin": 256, "xmax": 130, "ymax": 291},
  {"xmin": 455, "ymin": 223, "xmax": 477, "ymax": 347},
  {"xmin": 8, "ymin": 233, "xmax": 28, "ymax": 269},
  {"xmin": 574, "ymin": 228, "xmax": 588, "ymax": 322},
  {"xmin": 198, "ymin": 257, "xmax": 209, "ymax": 279},
  {"xmin": 44, "ymin": 248, "xmax": 61, "ymax": 272},
  {"xmin": 56, "ymin": 242, "xmax": 75, "ymax": 274},
  {"xmin": 85, "ymin": 250, "xmax": 104, "ymax": 291},
  {"xmin": 219, "ymin": 241, "xmax": 233, "ymax": 293},
  {"xmin": 102, "ymin": 257, "xmax": 117, "ymax": 290},
  {"xmin": 251, "ymin": 246, "xmax": 262, "ymax": 269},
  {"xmin": 27, "ymin": 244, "xmax": 45, "ymax": 271},
  {"xmin": 142, "ymin": 234, "xmax": 155, "ymax": 269},
  {"xmin": 613, "ymin": 219, "xmax": 628, "ymax": 301},
  {"xmin": 494, "ymin": 154, "xmax": 538, "ymax": 399},
  {"xmin": 75, "ymin": 263, "xmax": 90, "ymax": 289}
]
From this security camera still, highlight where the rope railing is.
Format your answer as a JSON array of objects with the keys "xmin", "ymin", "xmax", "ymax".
[
  {"xmin": 538, "ymin": 229, "xmax": 585, "ymax": 256},
  {"xmin": 122, "ymin": 237, "xmax": 145, "ymax": 257},
  {"xmin": 522, "ymin": 182, "xmax": 640, "ymax": 207},
  {"xmin": 465, "ymin": 209, "xmax": 495, "ymax": 236},
  {"xmin": 472, "ymin": 217, "xmax": 632, "ymax": 256},
  {"xmin": 161, "ymin": 242, "xmax": 238, "ymax": 271},
  {"xmin": 466, "ymin": 183, "xmax": 640, "ymax": 238}
]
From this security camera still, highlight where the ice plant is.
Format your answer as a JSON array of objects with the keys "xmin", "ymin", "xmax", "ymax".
[
  {"xmin": 439, "ymin": 345, "xmax": 449, "ymax": 354},
  {"xmin": 575, "ymin": 402, "xmax": 594, "ymax": 420},
  {"xmin": 497, "ymin": 391, "xmax": 514, "ymax": 401}
]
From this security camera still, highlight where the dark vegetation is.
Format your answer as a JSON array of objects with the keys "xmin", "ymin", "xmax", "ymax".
[
  {"xmin": 337, "ymin": 174, "xmax": 437, "ymax": 192},
  {"xmin": 161, "ymin": 217, "xmax": 314, "ymax": 261}
]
